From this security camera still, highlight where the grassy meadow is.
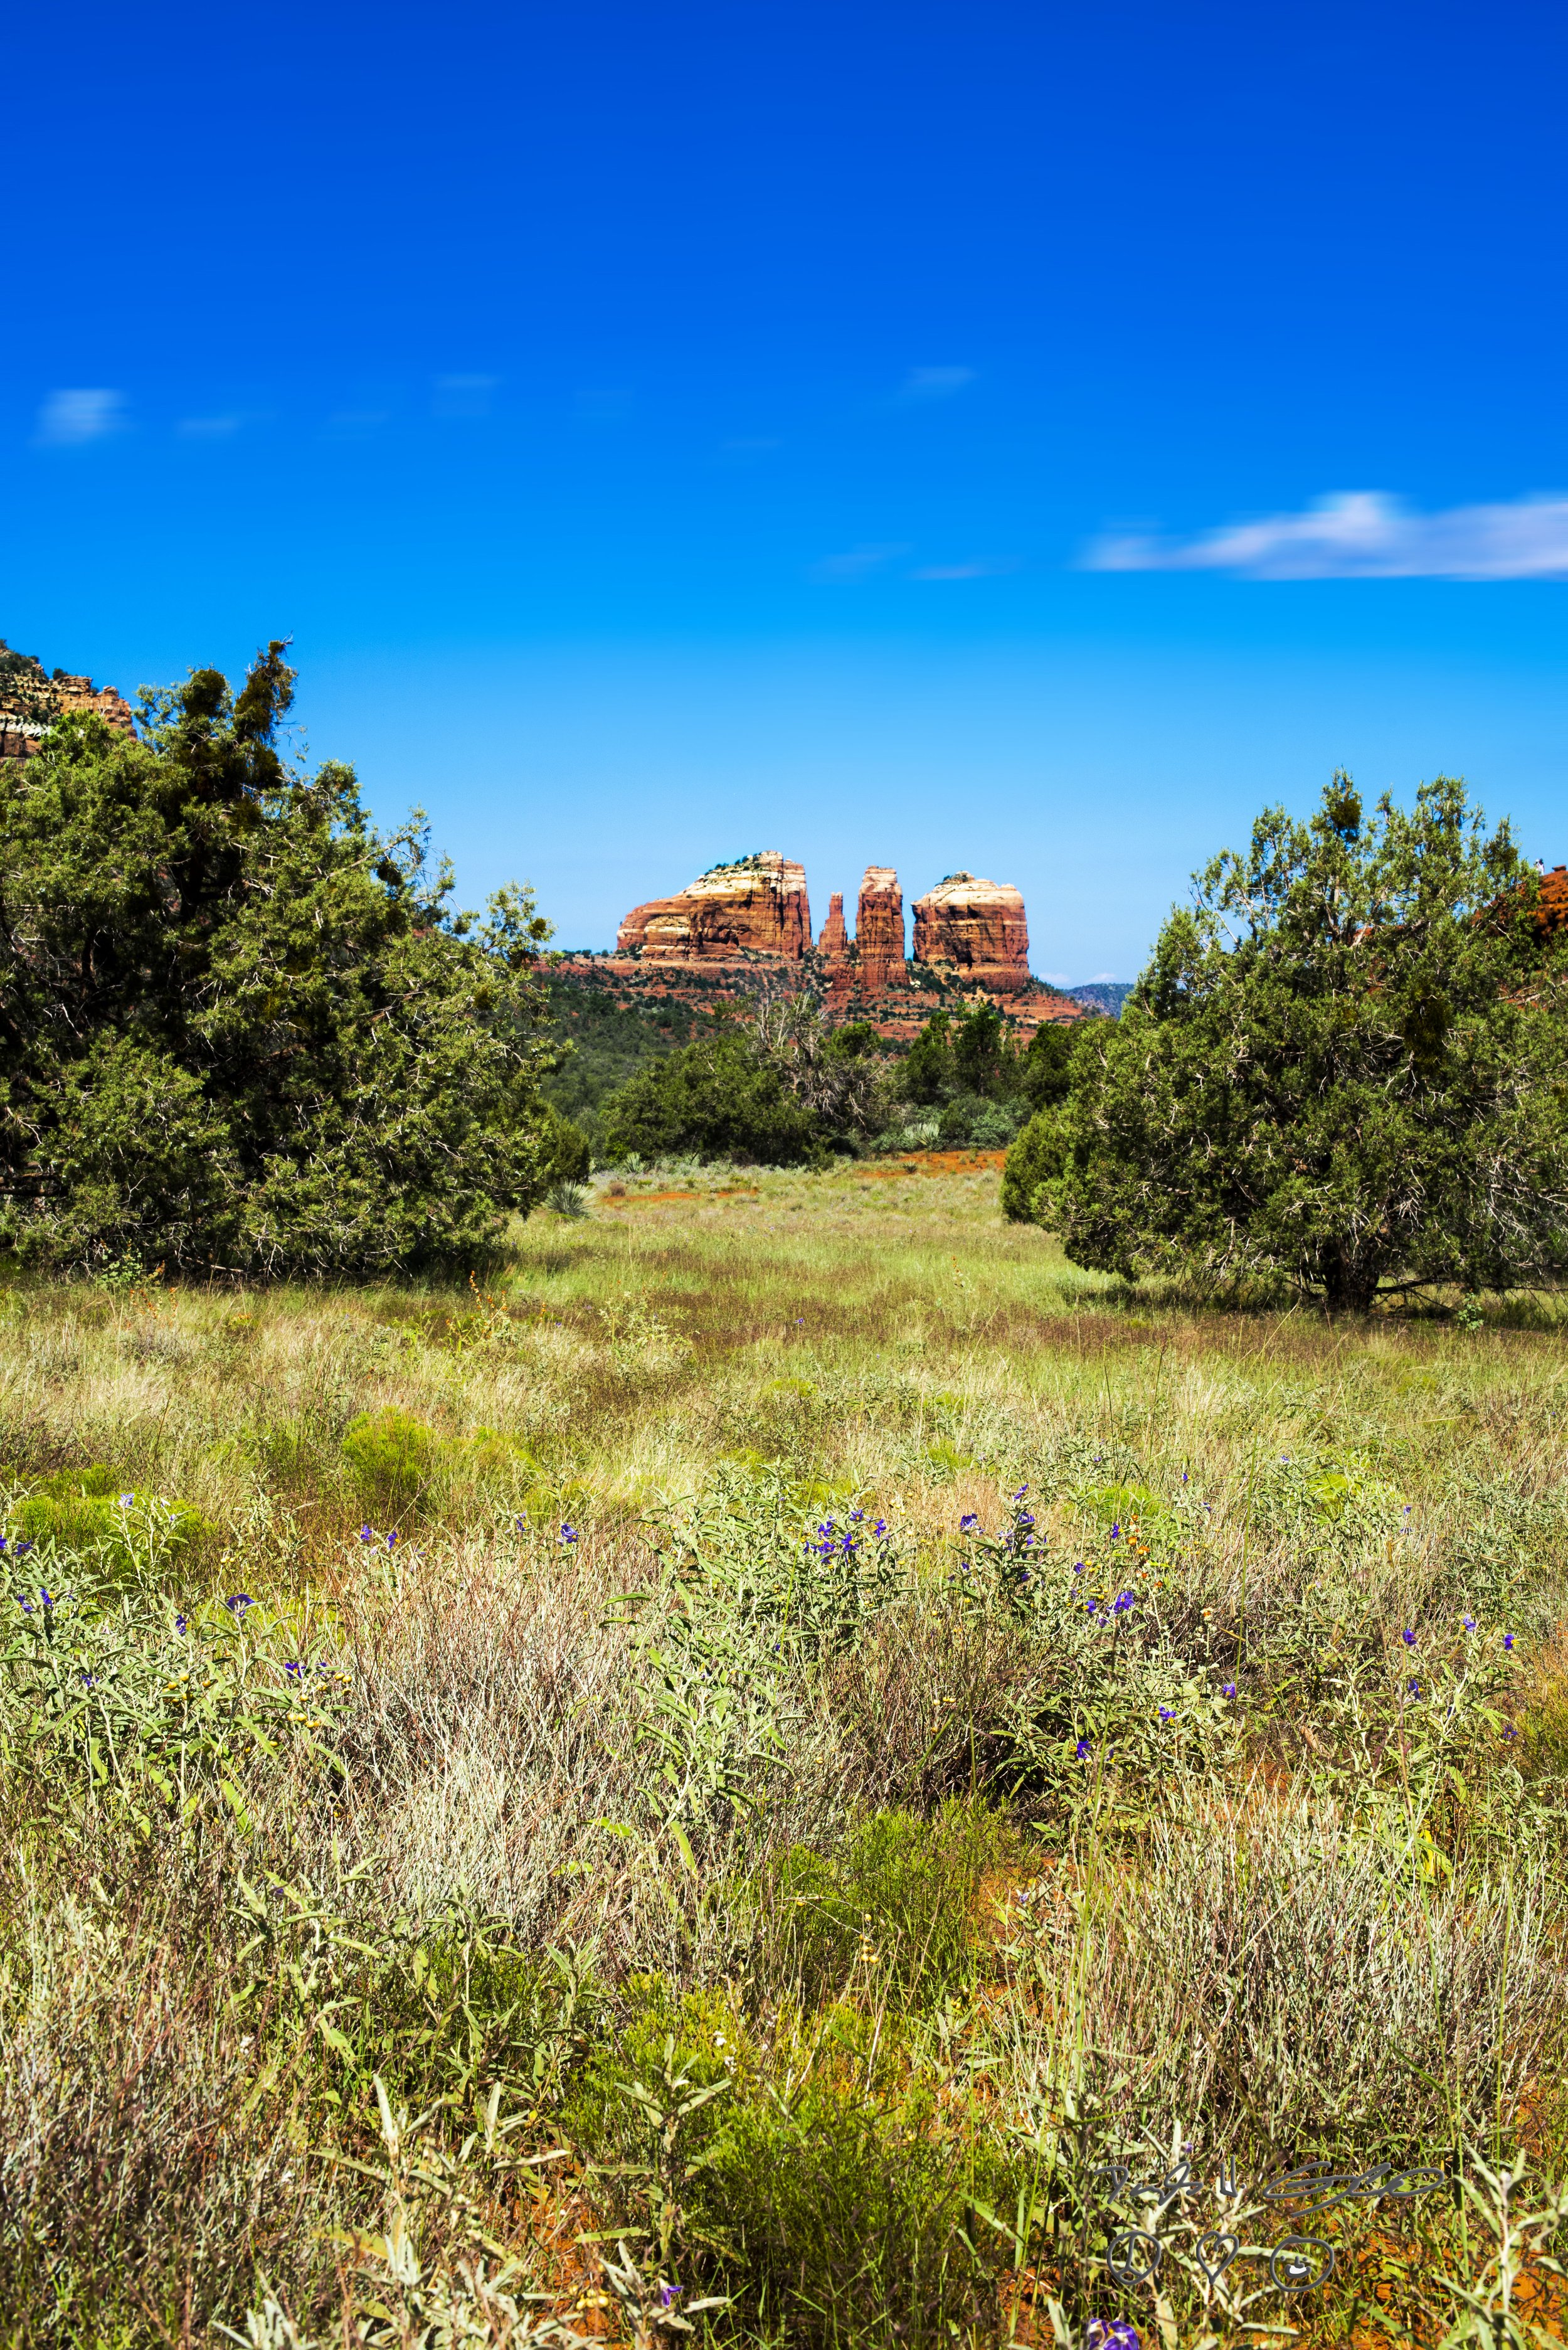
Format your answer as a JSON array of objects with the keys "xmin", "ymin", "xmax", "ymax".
[{"xmin": 3, "ymin": 1152, "xmax": 1567, "ymax": 2349}]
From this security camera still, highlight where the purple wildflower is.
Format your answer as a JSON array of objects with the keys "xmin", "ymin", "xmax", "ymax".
[
  {"xmin": 959, "ymin": 1513, "xmax": 979, "ymax": 1532},
  {"xmin": 1221, "ymin": 1682, "xmax": 1236, "ymax": 1698},
  {"xmin": 223, "ymin": 1593, "xmax": 253, "ymax": 1613},
  {"xmin": 1086, "ymin": 2322, "xmax": 1142, "ymax": 2350},
  {"xmin": 1504, "ymin": 1631, "xmax": 1515, "ymax": 1650},
  {"xmin": 359, "ymin": 1524, "xmax": 375, "ymax": 1542},
  {"xmin": 559, "ymin": 1524, "xmax": 579, "ymax": 1544},
  {"xmin": 1463, "ymin": 1616, "xmax": 1476, "ymax": 1632},
  {"xmin": 874, "ymin": 1518, "xmax": 887, "ymax": 1536},
  {"xmin": 1402, "ymin": 1627, "xmax": 1416, "ymax": 1646},
  {"xmin": 1076, "ymin": 1738, "xmax": 1090, "ymax": 1759},
  {"xmin": 174, "ymin": 1614, "xmax": 188, "ymax": 1636},
  {"xmin": 1113, "ymin": 1590, "xmax": 1135, "ymax": 1613}
]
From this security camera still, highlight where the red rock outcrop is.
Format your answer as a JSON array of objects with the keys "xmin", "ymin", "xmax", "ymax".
[
  {"xmin": 617, "ymin": 851, "xmax": 812, "ymax": 964},
  {"xmin": 855, "ymin": 866, "xmax": 906, "ymax": 991},
  {"xmin": 817, "ymin": 891, "xmax": 854, "ymax": 1004},
  {"xmin": 0, "ymin": 643, "xmax": 137, "ymax": 761},
  {"xmin": 591, "ymin": 851, "xmax": 1085, "ymax": 1041},
  {"xmin": 912, "ymin": 873, "xmax": 1030, "ymax": 996},
  {"xmin": 1533, "ymin": 864, "xmax": 1568, "ymax": 937}
]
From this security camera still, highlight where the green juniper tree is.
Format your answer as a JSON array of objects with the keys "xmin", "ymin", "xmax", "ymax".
[
  {"xmin": 0, "ymin": 643, "xmax": 570, "ymax": 1275},
  {"xmin": 1016, "ymin": 774, "xmax": 1568, "ymax": 1311}
]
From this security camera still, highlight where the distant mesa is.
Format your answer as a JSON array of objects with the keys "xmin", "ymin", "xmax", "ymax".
[{"xmin": 617, "ymin": 850, "xmax": 812, "ymax": 963}]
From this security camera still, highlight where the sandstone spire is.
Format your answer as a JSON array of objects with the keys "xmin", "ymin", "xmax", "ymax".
[
  {"xmin": 856, "ymin": 866, "xmax": 906, "ymax": 991},
  {"xmin": 817, "ymin": 892, "xmax": 849, "ymax": 960}
]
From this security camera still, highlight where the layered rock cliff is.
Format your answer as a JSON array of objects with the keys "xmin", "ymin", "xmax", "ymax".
[
  {"xmin": 617, "ymin": 851, "xmax": 812, "ymax": 962},
  {"xmin": 590, "ymin": 851, "xmax": 1081, "ymax": 1039},
  {"xmin": 0, "ymin": 642, "xmax": 137, "ymax": 761},
  {"xmin": 912, "ymin": 873, "xmax": 1030, "ymax": 996}
]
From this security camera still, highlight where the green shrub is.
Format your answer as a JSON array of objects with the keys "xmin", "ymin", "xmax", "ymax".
[
  {"xmin": 4, "ymin": 1465, "xmax": 211, "ymax": 1571},
  {"xmin": 600, "ymin": 1032, "xmax": 826, "ymax": 1166},
  {"xmin": 1000, "ymin": 1105, "xmax": 1067, "ymax": 1221},
  {"xmin": 706, "ymin": 2068, "xmax": 1005, "ymax": 2348},
  {"xmin": 341, "ymin": 1407, "xmax": 442, "ymax": 1504},
  {"xmin": 762, "ymin": 1799, "xmax": 1010, "ymax": 2008}
]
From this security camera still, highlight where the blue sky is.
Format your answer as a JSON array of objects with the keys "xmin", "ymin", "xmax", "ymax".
[{"xmin": 6, "ymin": 0, "xmax": 1567, "ymax": 979}]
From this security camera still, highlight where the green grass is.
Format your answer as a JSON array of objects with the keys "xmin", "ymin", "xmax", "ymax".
[{"xmin": 1, "ymin": 1156, "xmax": 1565, "ymax": 2347}]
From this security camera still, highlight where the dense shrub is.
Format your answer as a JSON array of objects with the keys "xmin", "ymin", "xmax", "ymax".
[
  {"xmin": 600, "ymin": 1030, "xmax": 827, "ymax": 1165},
  {"xmin": 0, "ymin": 644, "xmax": 569, "ymax": 1275},
  {"xmin": 1000, "ymin": 1103, "xmax": 1069, "ymax": 1220},
  {"xmin": 1030, "ymin": 775, "xmax": 1568, "ymax": 1308}
]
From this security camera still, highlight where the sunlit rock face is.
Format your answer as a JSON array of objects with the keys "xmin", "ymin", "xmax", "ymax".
[
  {"xmin": 617, "ymin": 852, "xmax": 812, "ymax": 962},
  {"xmin": 817, "ymin": 891, "xmax": 850, "ymax": 962},
  {"xmin": 855, "ymin": 866, "xmax": 906, "ymax": 992},
  {"xmin": 911, "ymin": 873, "xmax": 1030, "ymax": 995},
  {"xmin": 0, "ymin": 644, "xmax": 137, "ymax": 762}
]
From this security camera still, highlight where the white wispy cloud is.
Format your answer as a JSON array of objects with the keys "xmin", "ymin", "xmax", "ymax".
[
  {"xmin": 35, "ymin": 388, "xmax": 125, "ymax": 447},
  {"xmin": 1086, "ymin": 491, "xmax": 1568, "ymax": 580},
  {"xmin": 898, "ymin": 365, "xmax": 975, "ymax": 401},
  {"xmin": 913, "ymin": 556, "xmax": 1019, "ymax": 581},
  {"xmin": 810, "ymin": 541, "xmax": 911, "ymax": 582},
  {"xmin": 433, "ymin": 373, "xmax": 499, "ymax": 418}
]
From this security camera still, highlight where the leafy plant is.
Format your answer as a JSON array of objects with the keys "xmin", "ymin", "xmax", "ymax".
[{"xmin": 1043, "ymin": 774, "xmax": 1568, "ymax": 1309}]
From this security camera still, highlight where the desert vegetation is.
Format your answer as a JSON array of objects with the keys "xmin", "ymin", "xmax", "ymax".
[
  {"xmin": 4, "ymin": 673, "xmax": 1567, "ymax": 2346},
  {"xmin": 2, "ymin": 1157, "xmax": 1566, "ymax": 2347}
]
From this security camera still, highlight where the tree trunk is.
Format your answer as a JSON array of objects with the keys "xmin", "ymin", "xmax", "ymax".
[{"xmin": 1321, "ymin": 1251, "xmax": 1381, "ymax": 1314}]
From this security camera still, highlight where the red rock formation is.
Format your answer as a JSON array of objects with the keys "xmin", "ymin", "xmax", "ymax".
[
  {"xmin": 855, "ymin": 866, "xmax": 906, "ymax": 991},
  {"xmin": 1534, "ymin": 864, "xmax": 1568, "ymax": 937},
  {"xmin": 817, "ymin": 891, "xmax": 854, "ymax": 1004},
  {"xmin": 0, "ymin": 643, "xmax": 137, "ymax": 761},
  {"xmin": 617, "ymin": 851, "xmax": 812, "ymax": 964},
  {"xmin": 912, "ymin": 873, "xmax": 1030, "ymax": 996}
]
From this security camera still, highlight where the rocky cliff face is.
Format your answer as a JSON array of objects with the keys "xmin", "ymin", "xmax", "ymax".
[
  {"xmin": 0, "ymin": 642, "xmax": 137, "ymax": 761},
  {"xmin": 594, "ymin": 851, "xmax": 1082, "ymax": 1039},
  {"xmin": 617, "ymin": 851, "xmax": 812, "ymax": 962},
  {"xmin": 912, "ymin": 873, "xmax": 1030, "ymax": 996},
  {"xmin": 855, "ymin": 866, "xmax": 906, "ymax": 991}
]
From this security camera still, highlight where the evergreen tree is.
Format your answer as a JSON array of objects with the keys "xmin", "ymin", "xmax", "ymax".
[
  {"xmin": 0, "ymin": 645, "xmax": 565, "ymax": 1273},
  {"xmin": 1039, "ymin": 775, "xmax": 1568, "ymax": 1311}
]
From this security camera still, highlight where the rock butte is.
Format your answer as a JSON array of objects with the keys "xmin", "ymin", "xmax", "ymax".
[
  {"xmin": 913, "ymin": 872, "xmax": 1030, "ymax": 997},
  {"xmin": 617, "ymin": 851, "xmax": 812, "ymax": 962},
  {"xmin": 566, "ymin": 851, "xmax": 1087, "ymax": 1040}
]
